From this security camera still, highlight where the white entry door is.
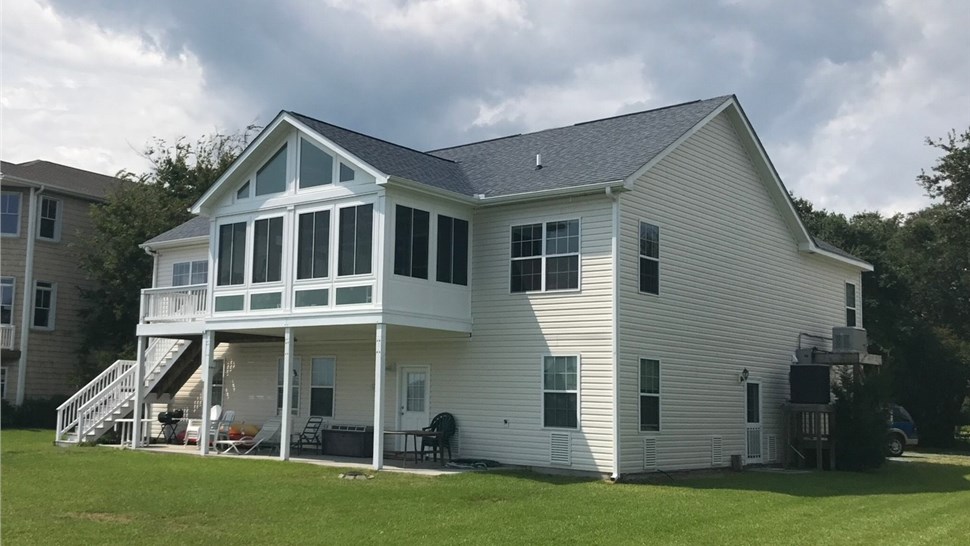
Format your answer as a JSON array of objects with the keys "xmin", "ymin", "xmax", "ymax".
[
  {"xmin": 398, "ymin": 366, "xmax": 430, "ymax": 434},
  {"xmin": 745, "ymin": 381, "xmax": 763, "ymax": 464}
]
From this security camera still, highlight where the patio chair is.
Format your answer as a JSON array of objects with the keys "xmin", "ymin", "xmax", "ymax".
[
  {"xmin": 291, "ymin": 416, "xmax": 325, "ymax": 455},
  {"xmin": 215, "ymin": 416, "xmax": 282, "ymax": 455},
  {"xmin": 421, "ymin": 412, "xmax": 457, "ymax": 463},
  {"xmin": 183, "ymin": 405, "xmax": 222, "ymax": 446},
  {"xmin": 211, "ymin": 410, "xmax": 236, "ymax": 445}
]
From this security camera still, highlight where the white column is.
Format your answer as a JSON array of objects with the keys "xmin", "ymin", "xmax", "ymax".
[
  {"xmin": 199, "ymin": 330, "xmax": 214, "ymax": 455},
  {"xmin": 280, "ymin": 327, "xmax": 294, "ymax": 461},
  {"xmin": 15, "ymin": 187, "xmax": 39, "ymax": 405},
  {"xmin": 372, "ymin": 323, "xmax": 386, "ymax": 470},
  {"xmin": 131, "ymin": 336, "xmax": 147, "ymax": 447}
]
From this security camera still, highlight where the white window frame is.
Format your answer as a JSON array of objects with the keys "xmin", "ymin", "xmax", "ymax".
[
  {"xmin": 336, "ymin": 202, "xmax": 375, "ymax": 278},
  {"xmin": 277, "ymin": 357, "xmax": 302, "ymax": 416},
  {"xmin": 510, "ymin": 218, "xmax": 582, "ymax": 294},
  {"xmin": 295, "ymin": 206, "xmax": 334, "ymax": 282},
  {"xmin": 639, "ymin": 357, "xmax": 661, "ymax": 433},
  {"xmin": 172, "ymin": 260, "xmax": 208, "ymax": 287},
  {"xmin": 540, "ymin": 354, "xmax": 581, "ymax": 430},
  {"xmin": 1, "ymin": 191, "xmax": 21, "ymax": 237},
  {"xmin": 638, "ymin": 221, "xmax": 660, "ymax": 296},
  {"xmin": 37, "ymin": 196, "xmax": 62, "ymax": 242},
  {"xmin": 309, "ymin": 356, "xmax": 336, "ymax": 418},
  {"xmin": 211, "ymin": 359, "xmax": 225, "ymax": 407},
  {"xmin": 251, "ymin": 215, "xmax": 286, "ymax": 284},
  {"xmin": 0, "ymin": 367, "xmax": 7, "ymax": 399},
  {"xmin": 845, "ymin": 282, "xmax": 858, "ymax": 327},
  {"xmin": 0, "ymin": 276, "xmax": 15, "ymax": 325},
  {"xmin": 32, "ymin": 281, "xmax": 56, "ymax": 330}
]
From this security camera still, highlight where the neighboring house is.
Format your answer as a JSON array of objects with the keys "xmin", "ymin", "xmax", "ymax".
[
  {"xmin": 0, "ymin": 160, "xmax": 120, "ymax": 404},
  {"xmin": 56, "ymin": 95, "xmax": 872, "ymax": 477}
]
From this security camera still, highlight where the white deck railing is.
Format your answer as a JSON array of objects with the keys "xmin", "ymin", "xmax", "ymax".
[
  {"xmin": 0, "ymin": 325, "xmax": 15, "ymax": 350},
  {"xmin": 142, "ymin": 285, "xmax": 208, "ymax": 322}
]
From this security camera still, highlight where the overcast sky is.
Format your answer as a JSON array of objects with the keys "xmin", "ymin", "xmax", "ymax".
[{"xmin": 3, "ymin": 0, "xmax": 968, "ymax": 214}]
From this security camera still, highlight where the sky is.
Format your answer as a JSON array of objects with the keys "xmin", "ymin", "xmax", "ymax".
[{"xmin": 2, "ymin": 0, "xmax": 968, "ymax": 215}]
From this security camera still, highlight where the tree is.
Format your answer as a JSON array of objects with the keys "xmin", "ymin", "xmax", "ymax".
[
  {"xmin": 76, "ymin": 130, "xmax": 256, "ymax": 381},
  {"xmin": 918, "ymin": 128, "xmax": 970, "ymax": 209}
]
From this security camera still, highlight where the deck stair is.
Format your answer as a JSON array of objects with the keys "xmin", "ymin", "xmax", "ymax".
[{"xmin": 55, "ymin": 338, "xmax": 192, "ymax": 445}]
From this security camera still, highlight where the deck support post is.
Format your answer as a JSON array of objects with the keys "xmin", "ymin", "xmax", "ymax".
[
  {"xmin": 280, "ymin": 327, "xmax": 294, "ymax": 461},
  {"xmin": 131, "ymin": 336, "xmax": 147, "ymax": 447},
  {"xmin": 372, "ymin": 323, "xmax": 386, "ymax": 470},
  {"xmin": 200, "ymin": 330, "xmax": 214, "ymax": 455}
]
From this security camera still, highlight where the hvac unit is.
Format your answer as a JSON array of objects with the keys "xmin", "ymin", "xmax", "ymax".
[{"xmin": 832, "ymin": 327, "xmax": 867, "ymax": 353}]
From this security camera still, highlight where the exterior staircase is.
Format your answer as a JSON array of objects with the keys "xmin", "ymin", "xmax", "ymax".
[{"xmin": 55, "ymin": 338, "xmax": 193, "ymax": 445}]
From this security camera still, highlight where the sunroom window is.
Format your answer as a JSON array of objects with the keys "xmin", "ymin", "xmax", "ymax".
[
  {"xmin": 437, "ymin": 215, "xmax": 469, "ymax": 286},
  {"xmin": 299, "ymin": 139, "xmax": 333, "ymax": 189},
  {"xmin": 393, "ymin": 205, "xmax": 429, "ymax": 279},
  {"xmin": 252, "ymin": 217, "xmax": 283, "ymax": 283},
  {"xmin": 217, "ymin": 222, "xmax": 246, "ymax": 286},
  {"xmin": 297, "ymin": 210, "xmax": 331, "ymax": 279},
  {"xmin": 338, "ymin": 204, "xmax": 373, "ymax": 276},
  {"xmin": 255, "ymin": 145, "xmax": 287, "ymax": 196}
]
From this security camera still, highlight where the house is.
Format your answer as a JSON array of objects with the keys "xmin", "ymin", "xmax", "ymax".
[
  {"xmin": 55, "ymin": 95, "xmax": 872, "ymax": 477},
  {"xmin": 0, "ymin": 160, "xmax": 121, "ymax": 404}
]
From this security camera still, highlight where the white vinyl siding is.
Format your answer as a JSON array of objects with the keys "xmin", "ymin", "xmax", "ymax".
[{"xmin": 155, "ymin": 244, "xmax": 209, "ymax": 289}]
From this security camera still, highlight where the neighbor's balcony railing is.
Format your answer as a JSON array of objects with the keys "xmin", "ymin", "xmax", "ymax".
[
  {"xmin": 141, "ymin": 285, "xmax": 208, "ymax": 322},
  {"xmin": 0, "ymin": 325, "xmax": 15, "ymax": 350}
]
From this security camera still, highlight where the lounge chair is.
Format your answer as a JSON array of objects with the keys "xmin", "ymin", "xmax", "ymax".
[
  {"xmin": 216, "ymin": 416, "xmax": 282, "ymax": 455},
  {"xmin": 291, "ymin": 416, "xmax": 325, "ymax": 455},
  {"xmin": 421, "ymin": 412, "xmax": 457, "ymax": 462},
  {"xmin": 183, "ymin": 405, "xmax": 222, "ymax": 446}
]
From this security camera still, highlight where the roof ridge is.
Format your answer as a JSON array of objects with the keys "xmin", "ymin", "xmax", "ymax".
[{"xmin": 287, "ymin": 111, "xmax": 458, "ymax": 165}]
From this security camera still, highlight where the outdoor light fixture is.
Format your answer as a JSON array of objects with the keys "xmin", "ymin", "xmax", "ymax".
[{"xmin": 739, "ymin": 368, "xmax": 749, "ymax": 383}]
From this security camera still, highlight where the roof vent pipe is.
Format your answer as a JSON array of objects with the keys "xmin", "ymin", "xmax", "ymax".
[{"xmin": 535, "ymin": 153, "xmax": 542, "ymax": 170}]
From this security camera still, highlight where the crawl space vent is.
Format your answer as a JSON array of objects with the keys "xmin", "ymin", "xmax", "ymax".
[
  {"xmin": 550, "ymin": 433, "xmax": 571, "ymax": 465},
  {"xmin": 643, "ymin": 437, "xmax": 658, "ymax": 470},
  {"xmin": 711, "ymin": 436, "xmax": 723, "ymax": 466}
]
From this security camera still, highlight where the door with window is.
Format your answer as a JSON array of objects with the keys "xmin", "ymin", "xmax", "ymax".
[
  {"xmin": 745, "ymin": 381, "xmax": 762, "ymax": 464},
  {"xmin": 398, "ymin": 366, "xmax": 430, "ymax": 447}
]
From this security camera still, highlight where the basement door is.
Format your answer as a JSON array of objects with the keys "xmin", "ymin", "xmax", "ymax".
[
  {"xmin": 397, "ymin": 366, "xmax": 430, "ymax": 449},
  {"xmin": 745, "ymin": 381, "xmax": 763, "ymax": 464}
]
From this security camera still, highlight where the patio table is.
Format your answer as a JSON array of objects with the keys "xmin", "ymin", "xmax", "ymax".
[{"xmin": 385, "ymin": 430, "xmax": 443, "ymax": 467}]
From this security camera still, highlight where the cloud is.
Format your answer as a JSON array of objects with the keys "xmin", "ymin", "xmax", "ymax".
[{"xmin": 1, "ymin": 0, "xmax": 251, "ymax": 176}]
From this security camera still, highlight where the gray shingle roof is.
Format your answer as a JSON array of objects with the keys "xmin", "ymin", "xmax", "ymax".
[
  {"xmin": 813, "ymin": 237, "xmax": 867, "ymax": 263},
  {"xmin": 143, "ymin": 215, "xmax": 209, "ymax": 245},
  {"xmin": 0, "ymin": 160, "xmax": 121, "ymax": 200}
]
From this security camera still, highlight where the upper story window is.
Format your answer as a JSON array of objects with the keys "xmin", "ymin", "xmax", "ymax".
[
  {"xmin": 543, "ymin": 355, "xmax": 578, "ymax": 429},
  {"xmin": 393, "ymin": 205, "xmax": 430, "ymax": 279},
  {"xmin": 236, "ymin": 181, "xmax": 250, "ymax": 200},
  {"xmin": 510, "ymin": 219, "xmax": 580, "ymax": 293},
  {"xmin": 38, "ymin": 197, "xmax": 61, "ymax": 241},
  {"xmin": 437, "ymin": 215, "xmax": 469, "ymax": 286},
  {"xmin": 297, "ymin": 210, "xmax": 331, "ymax": 280},
  {"xmin": 299, "ymin": 139, "xmax": 334, "ymax": 189},
  {"xmin": 252, "ymin": 217, "xmax": 284, "ymax": 283},
  {"xmin": 337, "ymin": 204, "xmax": 373, "ymax": 276},
  {"xmin": 255, "ymin": 145, "xmax": 287, "ymax": 196},
  {"xmin": 1, "ymin": 277, "xmax": 14, "ymax": 325},
  {"xmin": 217, "ymin": 222, "xmax": 247, "ymax": 286},
  {"xmin": 339, "ymin": 163, "xmax": 355, "ymax": 182},
  {"xmin": 845, "ymin": 282, "xmax": 857, "ymax": 327},
  {"xmin": 1, "ymin": 192, "xmax": 21, "ymax": 236},
  {"xmin": 173, "ymin": 261, "xmax": 208, "ymax": 286},
  {"xmin": 639, "ymin": 222, "xmax": 659, "ymax": 295},
  {"xmin": 32, "ymin": 281, "xmax": 55, "ymax": 329}
]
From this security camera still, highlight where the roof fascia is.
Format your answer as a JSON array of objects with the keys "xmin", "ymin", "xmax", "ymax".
[
  {"xmin": 385, "ymin": 176, "xmax": 478, "ymax": 205},
  {"xmin": 140, "ymin": 235, "xmax": 209, "ymax": 251},
  {"xmin": 476, "ymin": 180, "xmax": 626, "ymax": 207},
  {"xmin": 798, "ymin": 242, "xmax": 874, "ymax": 271}
]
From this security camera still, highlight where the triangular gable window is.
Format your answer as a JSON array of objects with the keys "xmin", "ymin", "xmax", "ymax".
[
  {"xmin": 255, "ymin": 145, "xmax": 287, "ymax": 196},
  {"xmin": 236, "ymin": 181, "xmax": 250, "ymax": 200},
  {"xmin": 300, "ymin": 138, "xmax": 334, "ymax": 189},
  {"xmin": 339, "ymin": 162, "xmax": 355, "ymax": 183}
]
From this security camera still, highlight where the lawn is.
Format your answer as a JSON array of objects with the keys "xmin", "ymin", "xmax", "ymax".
[{"xmin": 2, "ymin": 430, "xmax": 969, "ymax": 545}]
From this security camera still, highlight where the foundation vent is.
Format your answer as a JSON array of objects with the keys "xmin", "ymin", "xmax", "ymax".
[
  {"xmin": 711, "ymin": 436, "xmax": 723, "ymax": 466},
  {"xmin": 550, "ymin": 433, "xmax": 571, "ymax": 465},
  {"xmin": 643, "ymin": 437, "xmax": 658, "ymax": 470}
]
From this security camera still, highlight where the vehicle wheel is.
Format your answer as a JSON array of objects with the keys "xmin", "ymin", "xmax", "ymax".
[{"xmin": 887, "ymin": 434, "xmax": 905, "ymax": 457}]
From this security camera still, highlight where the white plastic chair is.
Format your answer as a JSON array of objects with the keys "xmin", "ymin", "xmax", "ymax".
[{"xmin": 183, "ymin": 405, "xmax": 223, "ymax": 446}]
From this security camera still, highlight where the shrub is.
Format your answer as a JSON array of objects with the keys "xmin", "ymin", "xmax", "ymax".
[
  {"xmin": 832, "ymin": 368, "xmax": 890, "ymax": 471},
  {"xmin": 0, "ymin": 396, "xmax": 68, "ymax": 429}
]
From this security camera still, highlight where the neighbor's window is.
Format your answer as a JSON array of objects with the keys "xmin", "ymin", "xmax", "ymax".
[
  {"xmin": 172, "ymin": 261, "xmax": 208, "ymax": 286},
  {"xmin": 297, "ymin": 210, "xmax": 331, "ymax": 280},
  {"xmin": 217, "ymin": 222, "xmax": 247, "ymax": 286},
  {"xmin": 255, "ymin": 144, "xmax": 287, "ymax": 196},
  {"xmin": 1, "ymin": 192, "xmax": 21, "ymax": 236},
  {"xmin": 211, "ymin": 359, "xmax": 225, "ymax": 407},
  {"xmin": 337, "ymin": 204, "xmax": 373, "ymax": 276},
  {"xmin": 510, "ymin": 219, "xmax": 579, "ymax": 293},
  {"xmin": 437, "ymin": 215, "xmax": 468, "ymax": 286},
  {"xmin": 393, "ymin": 205, "xmax": 429, "ymax": 279},
  {"xmin": 845, "ymin": 282, "xmax": 857, "ymax": 327},
  {"xmin": 639, "ymin": 222, "xmax": 659, "ymax": 295},
  {"xmin": 1, "ymin": 277, "xmax": 14, "ymax": 325},
  {"xmin": 277, "ymin": 358, "xmax": 301, "ymax": 416},
  {"xmin": 310, "ymin": 357, "xmax": 336, "ymax": 417},
  {"xmin": 37, "ymin": 197, "xmax": 61, "ymax": 241},
  {"xmin": 252, "ymin": 217, "xmax": 284, "ymax": 283},
  {"xmin": 639, "ymin": 358, "xmax": 660, "ymax": 432},
  {"xmin": 32, "ymin": 281, "xmax": 55, "ymax": 329},
  {"xmin": 299, "ymin": 139, "xmax": 333, "ymax": 189},
  {"xmin": 543, "ymin": 355, "xmax": 578, "ymax": 429}
]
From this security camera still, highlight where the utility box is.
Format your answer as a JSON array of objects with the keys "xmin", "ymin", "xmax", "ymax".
[
  {"xmin": 790, "ymin": 365, "xmax": 831, "ymax": 404},
  {"xmin": 832, "ymin": 327, "xmax": 867, "ymax": 353}
]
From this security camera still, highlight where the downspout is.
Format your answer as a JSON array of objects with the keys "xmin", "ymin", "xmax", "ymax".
[
  {"xmin": 16, "ymin": 185, "xmax": 44, "ymax": 405},
  {"xmin": 606, "ymin": 186, "xmax": 621, "ymax": 481}
]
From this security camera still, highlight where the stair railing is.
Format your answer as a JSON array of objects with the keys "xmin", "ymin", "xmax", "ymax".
[{"xmin": 56, "ymin": 359, "xmax": 135, "ymax": 442}]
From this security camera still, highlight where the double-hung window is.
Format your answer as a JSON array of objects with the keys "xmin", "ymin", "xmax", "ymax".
[
  {"xmin": 639, "ymin": 222, "xmax": 660, "ymax": 295},
  {"xmin": 38, "ymin": 197, "xmax": 61, "ymax": 241},
  {"xmin": 310, "ymin": 357, "xmax": 336, "ymax": 417},
  {"xmin": 511, "ymin": 219, "xmax": 579, "ymax": 293},
  {"xmin": 277, "ymin": 358, "xmax": 301, "ymax": 415},
  {"xmin": 32, "ymin": 281, "xmax": 55, "ymax": 329},
  {"xmin": 172, "ymin": 261, "xmax": 208, "ymax": 286},
  {"xmin": 337, "ymin": 204, "xmax": 373, "ymax": 276},
  {"xmin": 211, "ymin": 359, "xmax": 225, "ymax": 407},
  {"xmin": 1, "ymin": 193, "xmax": 21, "ymax": 236},
  {"xmin": 845, "ymin": 283, "xmax": 857, "ymax": 327},
  {"xmin": 437, "ymin": 215, "xmax": 469, "ymax": 285},
  {"xmin": 1, "ymin": 277, "xmax": 14, "ymax": 325},
  {"xmin": 542, "ymin": 355, "xmax": 578, "ymax": 429},
  {"xmin": 217, "ymin": 222, "xmax": 247, "ymax": 286},
  {"xmin": 297, "ymin": 210, "xmax": 331, "ymax": 279},
  {"xmin": 252, "ymin": 217, "xmax": 284, "ymax": 283},
  {"xmin": 639, "ymin": 358, "xmax": 660, "ymax": 432},
  {"xmin": 393, "ymin": 205, "xmax": 429, "ymax": 279}
]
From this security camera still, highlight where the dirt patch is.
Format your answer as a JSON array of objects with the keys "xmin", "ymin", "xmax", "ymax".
[{"xmin": 67, "ymin": 512, "xmax": 134, "ymax": 524}]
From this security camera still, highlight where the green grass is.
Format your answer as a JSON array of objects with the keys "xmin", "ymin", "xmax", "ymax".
[{"xmin": 3, "ymin": 430, "xmax": 969, "ymax": 545}]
